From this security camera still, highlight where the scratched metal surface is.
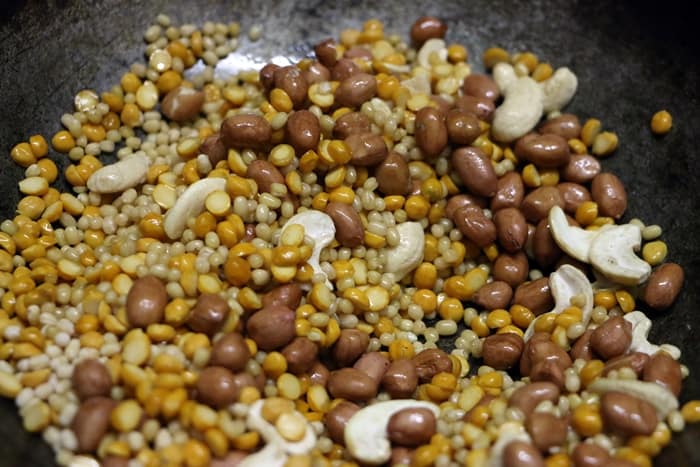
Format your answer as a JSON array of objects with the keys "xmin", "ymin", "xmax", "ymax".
[{"xmin": 0, "ymin": 0, "xmax": 698, "ymax": 465}]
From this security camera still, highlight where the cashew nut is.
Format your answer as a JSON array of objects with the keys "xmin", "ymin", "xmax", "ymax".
[
  {"xmin": 492, "ymin": 62, "xmax": 517, "ymax": 94},
  {"xmin": 69, "ymin": 456, "xmax": 100, "ymax": 467},
  {"xmin": 548, "ymin": 205, "xmax": 599, "ymax": 263},
  {"xmin": 524, "ymin": 264, "xmax": 593, "ymax": 341},
  {"xmin": 588, "ymin": 377, "xmax": 678, "ymax": 419},
  {"xmin": 487, "ymin": 421, "xmax": 532, "ymax": 467},
  {"xmin": 384, "ymin": 222, "xmax": 425, "ymax": 281},
  {"xmin": 624, "ymin": 311, "xmax": 681, "ymax": 360},
  {"xmin": 245, "ymin": 399, "xmax": 317, "ymax": 457},
  {"xmin": 589, "ymin": 224, "xmax": 651, "ymax": 286},
  {"xmin": 280, "ymin": 210, "xmax": 335, "ymax": 289},
  {"xmin": 401, "ymin": 70, "xmax": 432, "ymax": 96},
  {"xmin": 163, "ymin": 177, "xmax": 227, "ymax": 239},
  {"xmin": 344, "ymin": 399, "xmax": 440, "ymax": 465},
  {"xmin": 540, "ymin": 67, "xmax": 578, "ymax": 113},
  {"xmin": 491, "ymin": 76, "xmax": 544, "ymax": 143},
  {"xmin": 86, "ymin": 153, "xmax": 149, "ymax": 194},
  {"xmin": 238, "ymin": 442, "xmax": 286, "ymax": 467},
  {"xmin": 416, "ymin": 38, "xmax": 447, "ymax": 69}
]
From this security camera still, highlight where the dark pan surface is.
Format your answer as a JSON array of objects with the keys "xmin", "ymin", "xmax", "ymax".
[{"xmin": 1, "ymin": 0, "xmax": 698, "ymax": 465}]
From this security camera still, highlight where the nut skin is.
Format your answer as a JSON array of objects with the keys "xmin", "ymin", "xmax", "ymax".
[
  {"xmin": 508, "ymin": 381, "xmax": 560, "ymax": 418},
  {"xmin": 72, "ymin": 358, "xmax": 112, "ymax": 400},
  {"xmin": 335, "ymin": 72, "xmax": 377, "ymax": 108},
  {"xmin": 491, "ymin": 171, "xmax": 525, "ymax": 212},
  {"xmin": 462, "ymin": 74, "xmax": 500, "ymax": 101},
  {"xmin": 446, "ymin": 194, "xmax": 487, "ymax": 219},
  {"xmin": 493, "ymin": 251, "xmax": 530, "ymax": 288},
  {"xmin": 570, "ymin": 329, "xmax": 595, "ymax": 362},
  {"xmin": 246, "ymin": 159, "xmax": 284, "ymax": 194},
  {"xmin": 282, "ymin": 337, "xmax": 318, "ymax": 374},
  {"xmin": 332, "ymin": 329, "xmax": 370, "ymax": 367},
  {"xmin": 642, "ymin": 262, "xmax": 684, "ymax": 310},
  {"xmin": 643, "ymin": 351, "xmax": 682, "ymax": 397},
  {"xmin": 286, "ymin": 110, "xmax": 321, "ymax": 153},
  {"xmin": 382, "ymin": 359, "xmax": 418, "ymax": 398},
  {"xmin": 375, "ymin": 151, "xmax": 410, "ymax": 196},
  {"xmin": 345, "ymin": 132, "xmax": 388, "ymax": 166},
  {"xmin": 327, "ymin": 368, "xmax": 378, "ymax": 402},
  {"xmin": 314, "ymin": 38, "xmax": 338, "ymax": 67},
  {"xmin": 561, "ymin": 154, "xmax": 602, "ymax": 184},
  {"xmin": 452, "ymin": 204, "xmax": 497, "ymax": 248},
  {"xmin": 515, "ymin": 133, "xmax": 571, "ymax": 168},
  {"xmin": 410, "ymin": 16, "xmax": 447, "ymax": 45},
  {"xmin": 324, "ymin": 401, "xmax": 360, "ymax": 444},
  {"xmin": 259, "ymin": 63, "xmax": 280, "ymax": 91},
  {"xmin": 221, "ymin": 114, "xmax": 272, "ymax": 151},
  {"xmin": 261, "ymin": 283, "xmax": 303, "ymax": 310},
  {"xmin": 307, "ymin": 361, "xmax": 331, "ymax": 387},
  {"xmin": 209, "ymin": 332, "xmax": 251, "ymax": 372},
  {"xmin": 412, "ymin": 348, "xmax": 452, "ymax": 383},
  {"xmin": 325, "ymin": 202, "xmax": 364, "ymax": 247},
  {"xmin": 196, "ymin": 366, "xmax": 240, "ymax": 408},
  {"xmin": 520, "ymin": 333, "xmax": 572, "ymax": 377},
  {"xmin": 333, "ymin": 111, "xmax": 371, "ymax": 139},
  {"xmin": 71, "ymin": 397, "xmax": 117, "ymax": 453},
  {"xmin": 571, "ymin": 442, "xmax": 611, "ymax": 467},
  {"xmin": 591, "ymin": 172, "xmax": 627, "ymax": 219},
  {"xmin": 415, "ymin": 107, "xmax": 448, "ymax": 158},
  {"xmin": 454, "ymin": 95, "xmax": 495, "ymax": 122},
  {"xmin": 273, "ymin": 65, "xmax": 308, "ymax": 108},
  {"xmin": 446, "ymin": 109, "xmax": 482, "ymax": 145},
  {"xmin": 353, "ymin": 351, "xmax": 390, "ymax": 385},
  {"xmin": 557, "ymin": 182, "xmax": 592, "ymax": 214},
  {"xmin": 451, "ymin": 146, "xmax": 498, "ymax": 197},
  {"xmin": 187, "ymin": 293, "xmax": 229, "ymax": 336},
  {"xmin": 600, "ymin": 391, "xmax": 658, "ymax": 436},
  {"xmin": 331, "ymin": 58, "xmax": 360, "ymax": 82},
  {"xmin": 304, "ymin": 61, "xmax": 331, "ymax": 85},
  {"xmin": 525, "ymin": 412, "xmax": 568, "ymax": 452},
  {"xmin": 590, "ymin": 316, "xmax": 632, "ymax": 360},
  {"xmin": 161, "ymin": 86, "xmax": 204, "ymax": 122},
  {"xmin": 512, "ymin": 278, "xmax": 554, "ymax": 316},
  {"xmin": 521, "ymin": 186, "xmax": 565, "ymax": 223},
  {"xmin": 386, "ymin": 408, "xmax": 437, "ymax": 447},
  {"xmin": 482, "ymin": 333, "xmax": 524, "ymax": 370},
  {"xmin": 538, "ymin": 113, "xmax": 581, "ymax": 140},
  {"xmin": 126, "ymin": 275, "xmax": 167, "ymax": 328},
  {"xmin": 245, "ymin": 305, "xmax": 296, "ymax": 351},
  {"xmin": 603, "ymin": 352, "xmax": 650, "ymax": 377},
  {"xmin": 472, "ymin": 280, "xmax": 513, "ymax": 311},
  {"xmin": 200, "ymin": 133, "xmax": 227, "ymax": 166},
  {"xmin": 530, "ymin": 358, "xmax": 566, "ymax": 389},
  {"xmin": 494, "ymin": 207, "xmax": 528, "ymax": 252},
  {"xmin": 503, "ymin": 440, "xmax": 545, "ymax": 467},
  {"xmin": 532, "ymin": 218, "xmax": 562, "ymax": 268}
]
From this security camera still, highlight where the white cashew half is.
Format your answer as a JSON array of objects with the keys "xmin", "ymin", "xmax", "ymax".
[
  {"xmin": 524, "ymin": 264, "xmax": 593, "ymax": 341},
  {"xmin": 345, "ymin": 399, "xmax": 440, "ymax": 465},
  {"xmin": 417, "ymin": 38, "xmax": 447, "ymax": 69},
  {"xmin": 163, "ymin": 177, "xmax": 226, "ymax": 239},
  {"xmin": 589, "ymin": 224, "xmax": 651, "ymax": 286},
  {"xmin": 548, "ymin": 206, "xmax": 599, "ymax": 263},
  {"xmin": 487, "ymin": 421, "xmax": 532, "ymax": 467},
  {"xmin": 280, "ymin": 210, "xmax": 335, "ymax": 289},
  {"xmin": 246, "ymin": 399, "xmax": 317, "ymax": 455},
  {"xmin": 384, "ymin": 222, "xmax": 425, "ymax": 281},
  {"xmin": 492, "ymin": 62, "xmax": 517, "ymax": 94},
  {"xmin": 587, "ymin": 377, "xmax": 678, "ymax": 419},
  {"xmin": 624, "ymin": 311, "xmax": 681, "ymax": 360},
  {"xmin": 86, "ymin": 153, "xmax": 149, "ymax": 194},
  {"xmin": 401, "ymin": 70, "xmax": 432, "ymax": 96},
  {"xmin": 238, "ymin": 442, "xmax": 286, "ymax": 467},
  {"xmin": 491, "ymin": 76, "xmax": 543, "ymax": 143},
  {"xmin": 540, "ymin": 67, "xmax": 578, "ymax": 113}
]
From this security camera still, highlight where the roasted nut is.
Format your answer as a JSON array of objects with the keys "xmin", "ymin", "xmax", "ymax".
[
  {"xmin": 446, "ymin": 194, "xmax": 487, "ymax": 219},
  {"xmin": 520, "ymin": 333, "xmax": 572, "ymax": 376},
  {"xmin": 472, "ymin": 280, "xmax": 513, "ymax": 311},
  {"xmin": 538, "ymin": 114, "xmax": 581, "ymax": 140},
  {"xmin": 304, "ymin": 61, "xmax": 331, "ymax": 85},
  {"xmin": 525, "ymin": 412, "xmax": 568, "ymax": 452},
  {"xmin": 333, "ymin": 111, "xmax": 371, "ymax": 139},
  {"xmin": 512, "ymin": 278, "xmax": 554, "ymax": 316},
  {"xmin": 314, "ymin": 38, "xmax": 338, "ymax": 67},
  {"xmin": 454, "ymin": 95, "xmax": 496, "ymax": 122},
  {"xmin": 382, "ymin": 359, "xmax": 418, "ymax": 398},
  {"xmin": 530, "ymin": 358, "xmax": 566, "ymax": 389},
  {"xmin": 72, "ymin": 397, "xmax": 117, "ymax": 453},
  {"xmin": 335, "ymin": 73, "xmax": 377, "ymax": 108},
  {"xmin": 642, "ymin": 262, "xmax": 684, "ymax": 310},
  {"xmin": 324, "ymin": 400, "xmax": 360, "ymax": 444},
  {"xmin": 209, "ymin": 332, "xmax": 251, "ymax": 372},
  {"xmin": 508, "ymin": 381, "xmax": 560, "ymax": 417},
  {"xmin": 72, "ymin": 358, "xmax": 112, "ymax": 400},
  {"xmin": 410, "ymin": 16, "xmax": 447, "ymax": 46},
  {"xmin": 452, "ymin": 204, "xmax": 497, "ymax": 248},
  {"xmin": 415, "ymin": 107, "xmax": 448, "ymax": 158},
  {"xmin": 221, "ymin": 114, "xmax": 272, "ymax": 150},
  {"xmin": 387, "ymin": 407, "xmax": 437, "ymax": 446},
  {"xmin": 494, "ymin": 207, "xmax": 528, "ymax": 252},
  {"xmin": 463, "ymin": 73, "xmax": 500, "ymax": 101},
  {"xmin": 600, "ymin": 391, "xmax": 658, "ymax": 436},
  {"xmin": 557, "ymin": 182, "xmax": 591, "ymax": 214},
  {"xmin": 196, "ymin": 366, "xmax": 239, "ymax": 408},
  {"xmin": 561, "ymin": 154, "xmax": 601, "ymax": 184},
  {"xmin": 282, "ymin": 337, "xmax": 318, "ymax": 374},
  {"xmin": 515, "ymin": 133, "xmax": 570, "ymax": 168},
  {"xmin": 326, "ymin": 201, "xmax": 364, "ymax": 247},
  {"xmin": 308, "ymin": 361, "xmax": 331, "ymax": 387},
  {"xmin": 451, "ymin": 146, "xmax": 498, "ymax": 197},
  {"xmin": 328, "ymin": 368, "xmax": 378, "ymax": 401},
  {"xmin": 482, "ymin": 333, "xmax": 524, "ymax": 370},
  {"xmin": 259, "ymin": 63, "xmax": 280, "ymax": 90},
  {"xmin": 603, "ymin": 352, "xmax": 650, "ymax": 377},
  {"xmin": 246, "ymin": 159, "xmax": 285, "ymax": 194},
  {"xmin": 532, "ymin": 218, "xmax": 562, "ymax": 268},
  {"xmin": 261, "ymin": 283, "xmax": 303, "ymax": 310},
  {"xmin": 503, "ymin": 440, "xmax": 544, "ymax": 467},
  {"xmin": 446, "ymin": 108, "xmax": 482, "ymax": 145},
  {"xmin": 591, "ymin": 172, "xmax": 627, "ymax": 219},
  {"xmin": 390, "ymin": 447, "xmax": 414, "ymax": 466},
  {"xmin": 570, "ymin": 329, "xmax": 595, "ymax": 362},
  {"xmin": 246, "ymin": 305, "xmax": 296, "ymax": 351},
  {"xmin": 187, "ymin": 293, "xmax": 229, "ymax": 336},
  {"xmin": 520, "ymin": 186, "xmax": 564, "ymax": 222},
  {"xmin": 200, "ymin": 133, "xmax": 227, "ymax": 166},
  {"xmin": 161, "ymin": 86, "xmax": 204, "ymax": 122},
  {"xmin": 590, "ymin": 316, "xmax": 632, "ymax": 360},
  {"xmin": 643, "ymin": 351, "xmax": 682, "ymax": 397},
  {"xmin": 491, "ymin": 171, "xmax": 525, "ymax": 211},
  {"xmin": 333, "ymin": 329, "xmax": 370, "ymax": 367},
  {"xmin": 126, "ymin": 275, "xmax": 167, "ymax": 328},
  {"xmin": 571, "ymin": 442, "xmax": 611, "ymax": 467},
  {"xmin": 412, "ymin": 348, "xmax": 452, "ymax": 382},
  {"xmin": 353, "ymin": 351, "xmax": 390, "ymax": 384},
  {"xmin": 331, "ymin": 58, "xmax": 360, "ymax": 82},
  {"xmin": 286, "ymin": 110, "xmax": 321, "ymax": 153},
  {"xmin": 273, "ymin": 65, "xmax": 308, "ymax": 108},
  {"xmin": 375, "ymin": 151, "xmax": 410, "ymax": 195},
  {"xmin": 345, "ymin": 132, "xmax": 388, "ymax": 166},
  {"xmin": 493, "ymin": 251, "xmax": 530, "ymax": 288}
]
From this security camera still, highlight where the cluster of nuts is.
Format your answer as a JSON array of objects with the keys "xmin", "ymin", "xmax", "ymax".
[{"xmin": 2, "ymin": 12, "xmax": 699, "ymax": 467}]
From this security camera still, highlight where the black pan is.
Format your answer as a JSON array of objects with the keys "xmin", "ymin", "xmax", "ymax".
[{"xmin": 1, "ymin": 1, "xmax": 698, "ymax": 465}]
